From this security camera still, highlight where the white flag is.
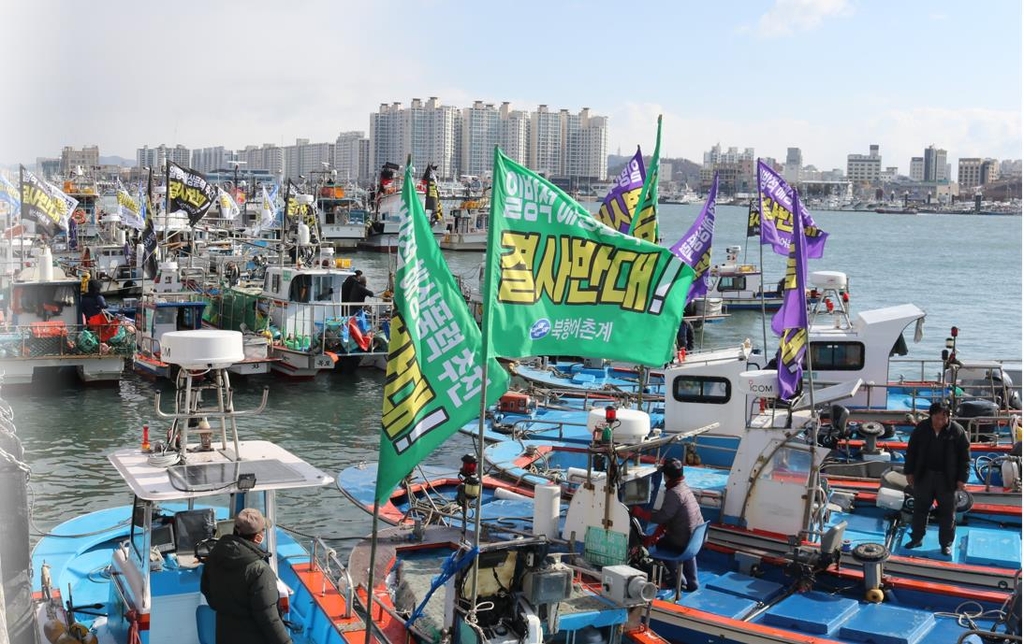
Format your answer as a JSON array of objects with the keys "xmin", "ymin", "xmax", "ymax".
[{"xmin": 217, "ymin": 188, "xmax": 240, "ymax": 220}]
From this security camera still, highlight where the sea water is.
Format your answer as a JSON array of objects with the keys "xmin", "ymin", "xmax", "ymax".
[{"xmin": 8, "ymin": 206, "xmax": 1022, "ymax": 551}]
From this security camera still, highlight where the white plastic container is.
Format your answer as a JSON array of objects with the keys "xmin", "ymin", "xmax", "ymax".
[{"xmin": 875, "ymin": 486, "xmax": 905, "ymax": 511}]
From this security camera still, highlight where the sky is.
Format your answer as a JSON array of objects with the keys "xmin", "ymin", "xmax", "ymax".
[{"xmin": 2, "ymin": 0, "xmax": 1021, "ymax": 174}]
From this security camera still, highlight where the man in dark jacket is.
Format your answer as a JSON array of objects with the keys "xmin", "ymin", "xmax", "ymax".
[
  {"xmin": 200, "ymin": 508, "xmax": 291, "ymax": 644},
  {"xmin": 902, "ymin": 401, "xmax": 970, "ymax": 556},
  {"xmin": 340, "ymin": 269, "xmax": 362, "ymax": 303},
  {"xmin": 631, "ymin": 458, "xmax": 704, "ymax": 592}
]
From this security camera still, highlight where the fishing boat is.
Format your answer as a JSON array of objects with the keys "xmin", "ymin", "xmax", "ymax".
[
  {"xmin": 0, "ymin": 247, "xmax": 132, "ymax": 384},
  {"xmin": 29, "ymin": 330, "xmax": 376, "ymax": 644},
  {"xmin": 438, "ymin": 199, "xmax": 489, "ymax": 251},
  {"xmin": 359, "ymin": 163, "xmax": 447, "ymax": 253},
  {"xmin": 133, "ymin": 261, "xmax": 275, "ymax": 379},
  {"xmin": 316, "ymin": 188, "xmax": 369, "ymax": 249},
  {"xmin": 706, "ymin": 245, "xmax": 786, "ymax": 312},
  {"xmin": 203, "ymin": 263, "xmax": 390, "ymax": 377},
  {"xmin": 478, "ymin": 403, "xmax": 1021, "ymax": 641},
  {"xmin": 338, "ymin": 461, "xmax": 545, "ymax": 529}
]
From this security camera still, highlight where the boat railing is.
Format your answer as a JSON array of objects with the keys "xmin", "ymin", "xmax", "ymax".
[
  {"xmin": 0, "ymin": 321, "xmax": 135, "ymax": 359},
  {"xmin": 309, "ymin": 537, "xmax": 355, "ymax": 620},
  {"xmin": 270, "ymin": 299, "xmax": 392, "ymax": 356},
  {"xmin": 505, "ymin": 418, "xmax": 589, "ymax": 442}
]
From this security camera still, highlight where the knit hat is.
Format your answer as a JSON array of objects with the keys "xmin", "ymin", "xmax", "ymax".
[
  {"xmin": 234, "ymin": 508, "xmax": 266, "ymax": 536},
  {"xmin": 661, "ymin": 458, "xmax": 684, "ymax": 480}
]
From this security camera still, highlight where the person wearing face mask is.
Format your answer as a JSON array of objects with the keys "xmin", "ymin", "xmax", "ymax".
[{"xmin": 200, "ymin": 508, "xmax": 291, "ymax": 644}]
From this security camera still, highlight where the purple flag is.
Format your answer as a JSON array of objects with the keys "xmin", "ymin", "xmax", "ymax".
[
  {"xmin": 772, "ymin": 190, "xmax": 809, "ymax": 400},
  {"xmin": 757, "ymin": 160, "xmax": 828, "ymax": 259},
  {"xmin": 594, "ymin": 147, "xmax": 645, "ymax": 233},
  {"xmin": 670, "ymin": 173, "xmax": 718, "ymax": 304}
]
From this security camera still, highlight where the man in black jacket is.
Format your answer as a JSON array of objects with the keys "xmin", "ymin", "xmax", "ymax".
[
  {"xmin": 200, "ymin": 508, "xmax": 291, "ymax": 644},
  {"xmin": 902, "ymin": 402, "xmax": 970, "ymax": 556}
]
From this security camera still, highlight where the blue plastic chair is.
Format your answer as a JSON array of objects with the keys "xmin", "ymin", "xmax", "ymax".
[
  {"xmin": 196, "ymin": 605, "xmax": 216, "ymax": 644},
  {"xmin": 648, "ymin": 521, "xmax": 710, "ymax": 599}
]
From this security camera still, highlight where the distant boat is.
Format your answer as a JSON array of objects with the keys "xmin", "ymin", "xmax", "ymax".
[{"xmin": 874, "ymin": 206, "xmax": 918, "ymax": 215}]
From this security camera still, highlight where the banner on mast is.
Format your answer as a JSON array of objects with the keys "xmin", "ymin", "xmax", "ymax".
[
  {"xmin": 484, "ymin": 148, "xmax": 694, "ymax": 367},
  {"xmin": 375, "ymin": 163, "xmax": 509, "ymax": 505}
]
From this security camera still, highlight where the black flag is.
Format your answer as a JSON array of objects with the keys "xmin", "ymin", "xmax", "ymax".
[{"xmin": 167, "ymin": 162, "xmax": 218, "ymax": 226}]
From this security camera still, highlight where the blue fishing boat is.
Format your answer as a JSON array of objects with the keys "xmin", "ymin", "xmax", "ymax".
[{"xmin": 30, "ymin": 330, "xmax": 374, "ymax": 644}]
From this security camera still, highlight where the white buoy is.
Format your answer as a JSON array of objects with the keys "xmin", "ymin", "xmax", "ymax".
[
  {"xmin": 297, "ymin": 222, "xmax": 311, "ymax": 247},
  {"xmin": 532, "ymin": 484, "xmax": 561, "ymax": 539}
]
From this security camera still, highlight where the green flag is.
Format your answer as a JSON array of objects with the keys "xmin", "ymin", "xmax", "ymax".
[
  {"xmin": 483, "ymin": 147, "xmax": 695, "ymax": 367},
  {"xmin": 627, "ymin": 116, "xmax": 662, "ymax": 243},
  {"xmin": 375, "ymin": 163, "xmax": 510, "ymax": 505}
]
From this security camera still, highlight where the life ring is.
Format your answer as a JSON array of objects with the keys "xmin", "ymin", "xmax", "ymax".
[{"xmin": 72, "ymin": 209, "xmax": 87, "ymax": 225}]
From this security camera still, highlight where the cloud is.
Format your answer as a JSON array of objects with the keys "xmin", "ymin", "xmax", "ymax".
[{"xmin": 753, "ymin": 0, "xmax": 853, "ymax": 38}]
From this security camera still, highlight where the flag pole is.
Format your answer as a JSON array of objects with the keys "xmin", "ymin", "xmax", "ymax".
[
  {"xmin": 361, "ymin": 501, "xmax": 381, "ymax": 644},
  {"xmin": 795, "ymin": 189, "xmax": 820, "ymax": 539},
  {"xmin": 755, "ymin": 159, "xmax": 769, "ymax": 358},
  {"xmin": 467, "ymin": 146, "xmax": 502, "ymax": 624}
]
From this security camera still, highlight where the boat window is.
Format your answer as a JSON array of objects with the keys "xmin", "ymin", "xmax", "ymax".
[
  {"xmin": 718, "ymin": 276, "xmax": 746, "ymax": 292},
  {"xmin": 289, "ymin": 275, "xmax": 312, "ymax": 303},
  {"xmin": 313, "ymin": 276, "xmax": 335, "ymax": 301},
  {"xmin": 173, "ymin": 508, "xmax": 216, "ymax": 554},
  {"xmin": 155, "ymin": 308, "xmax": 177, "ymax": 325},
  {"xmin": 760, "ymin": 445, "xmax": 811, "ymax": 482},
  {"xmin": 808, "ymin": 341, "xmax": 864, "ymax": 371},
  {"xmin": 672, "ymin": 376, "xmax": 731, "ymax": 404}
]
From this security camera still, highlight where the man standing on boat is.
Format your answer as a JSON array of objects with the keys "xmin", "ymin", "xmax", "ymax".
[
  {"xmin": 902, "ymin": 402, "xmax": 970, "ymax": 556},
  {"xmin": 200, "ymin": 508, "xmax": 292, "ymax": 644}
]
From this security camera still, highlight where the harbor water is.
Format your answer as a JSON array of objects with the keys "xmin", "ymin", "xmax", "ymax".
[{"xmin": 8, "ymin": 205, "xmax": 1022, "ymax": 553}]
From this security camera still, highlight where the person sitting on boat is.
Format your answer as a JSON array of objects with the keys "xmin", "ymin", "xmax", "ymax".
[
  {"xmin": 630, "ymin": 458, "xmax": 704, "ymax": 592},
  {"xmin": 902, "ymin": 401, "xmax": 970, "ymax": 556},
  {"xmin": 200, "ymin": 508, "xmax": 292, "ymax": 644},
  {"xmin": 80, "ymin": 279, "xmax": 108, "ymax": 321}
]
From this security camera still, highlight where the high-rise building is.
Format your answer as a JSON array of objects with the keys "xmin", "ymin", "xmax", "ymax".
[
  {"xmin": 282, "ymin": 139, "xmax": 334, "ymax": 184},
  {"xmin": 530, "ymin": 105, "xmax": 562, "ymax": 177},
  {"xmin": 958, "ymin": 158, "xmax": 1000, "ymax": 190},
  {"xmin": 909, "ymin": 157, "xmax": 924, "ymax": 181},
  {"xmin": 368, "ymin": 99, "xmax": 606, "ymax": 181},
  {"xmin": 60, "ymin": 145, "xmax": 100, "ymax": 177},
  {"xmin": 369, "ymin": 102, "xmax": 406, "ymax": 176},
  {"xmin": 190, "ymin": 147, "xmax": 236, "ymax": 174},
  {"xmin": 846, "ymin": 145, "xmax": 881, "ymax": 182},
  {"xmin": 499, "ymin": 102, "xmax": 530, "ymax": 171},
  {"xmin": 922, "ymin": 145, "xmax": 947, "ymax": 182},
  {"xmin": 136, "ymin": 145, "xmax": 190, "ymax": 171},
  {"xmin": 334, "ymin": 132, "xmax": 364, "ymax": 184},
  {"xmin": 784, "ymin": 147, "xmax": 802, "ymax": 183},
  {"xmin": 462, "ymin": 101, "xmax": 502, "ymax": 179}
]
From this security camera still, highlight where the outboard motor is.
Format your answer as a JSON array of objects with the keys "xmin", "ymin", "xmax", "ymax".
[
  {"xmin": 819, "ymin": 404, "xmax": 851, "ymax": 448},
  {"xmin": 956, "ymin": 399, "xmax": 1000, "ymax": 443},
  {"xmin": 784, "ymin": 522, "xmax": 846, "ymax": 592}
]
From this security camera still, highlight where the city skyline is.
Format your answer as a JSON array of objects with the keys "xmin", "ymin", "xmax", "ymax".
[{"xmin": 2, "ymin": 0, "xmax": 1020, "ymax": 173}]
